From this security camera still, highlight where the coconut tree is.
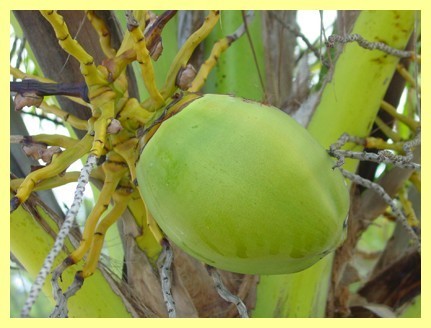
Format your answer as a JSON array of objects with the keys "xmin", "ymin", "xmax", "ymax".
[{"xmin": 10, "ymin": 10, "xmax": 420, "ymax": 318}]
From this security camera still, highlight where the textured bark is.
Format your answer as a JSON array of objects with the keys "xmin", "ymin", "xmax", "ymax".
[
  {"xmin": 336, "ymin": 11, "xmax": 360, "ymax": 35},
  {"xmin": 262, "ymin": 11, "xmax": 297, "ymax": 109},
  {"xmin": 358, "ymin": 250, "xmax": 420, "ymax": 311}
]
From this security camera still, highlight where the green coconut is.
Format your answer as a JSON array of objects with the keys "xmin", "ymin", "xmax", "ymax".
[{"xmin": 137, "ymin": 94, "xmax": 349, "ymax": 274}]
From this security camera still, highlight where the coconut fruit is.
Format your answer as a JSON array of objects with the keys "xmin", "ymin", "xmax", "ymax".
[{"xmin": 137, "ymin": 94, "xmax": 349, "ymax": 274}]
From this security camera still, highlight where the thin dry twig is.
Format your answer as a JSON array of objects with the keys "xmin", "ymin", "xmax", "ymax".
[
  {"xmin": 206, "ymin": 266, "xmax": 249, "ymax": 318},
  {"xmin": 326, "ymin": 34, "xmax": 416, "ymax": 59},
  {"xmin": 329, "ymin": 132, "xmax": 421, "ymax": 171},
  {"xmin": 157, "ymin": 239, "xmax": 176, "ymax": 318},
  {"xmin": 20, "ymin": 154, "xmax": 97, "ymax": 317},
  {"xmin": 339, "ymin": 168, "xmax": 420, "ymax": 254}
]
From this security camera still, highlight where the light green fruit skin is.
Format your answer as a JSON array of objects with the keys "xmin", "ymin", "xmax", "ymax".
[{"xmin": 137, "ymin": 94, "xmax": 349, "ymax": 275}]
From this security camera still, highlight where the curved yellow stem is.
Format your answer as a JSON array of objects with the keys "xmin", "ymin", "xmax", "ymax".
[
  {"xmin": 143, "ymin": 10, "xmax": 220, "ymax": 108},
  {"xmin": 82, "ymin": 188, "xmax": 132, "ymax": 278},
  {"xmin": 86, "ymin": 11, "xmax": 117, "ymax": 59},
  {"xmin": 69, "ymin": 158, "xmax": 127, "ymax": 263},
  {"xmin": 129, "ymin": 20, "xmax": 165, "ymax": 110}
]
